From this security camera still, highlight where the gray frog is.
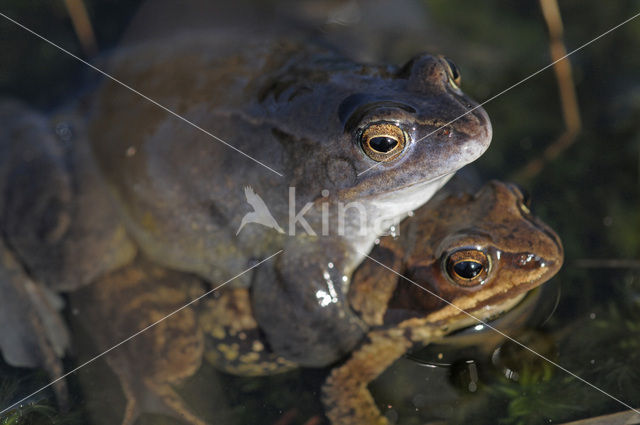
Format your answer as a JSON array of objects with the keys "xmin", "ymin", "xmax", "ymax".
[
  {"xmin": 0, "ymin": 26, "xmax": 491, "ymax": 399},
  {"xmin": 85, "ymin": 33, "xmax": 491, "ymax": 366}
]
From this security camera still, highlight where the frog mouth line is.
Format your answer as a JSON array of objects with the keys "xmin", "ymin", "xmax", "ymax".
[
  {"xmin": 348, "ymin": 171, "xmax": 455, "ymax": 201},
  {"xmin": 405, "ymin": 289, "xmax": 540, "ymax": 367}
]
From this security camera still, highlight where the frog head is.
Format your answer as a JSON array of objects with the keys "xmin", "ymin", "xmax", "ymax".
[
  {"xmin": 350, "ymin": 180, "xmax": 563, "ymax": 329},
  {"xmin": 267, "ymin": 53, "xmax": 491, "ymax": 201},
  {"xmin": 260, "ymin": 52, "xmax": 491, "ymax": 254},
  {"xmin": 388, "ymin": 180, "xmax": 563, "ymax": 326}
]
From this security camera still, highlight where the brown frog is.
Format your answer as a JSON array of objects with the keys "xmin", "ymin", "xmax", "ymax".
[
  {"xmin": 71, "ymin": 180, "xmax": 562, "ymax": 425},
  {"xmin": 327, "ymin": 180, "xmax": 563, "ymax": 424}
]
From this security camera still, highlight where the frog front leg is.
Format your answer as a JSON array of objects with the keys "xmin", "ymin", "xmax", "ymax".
[
  {"xmin": 322, "ymin": 325, "xmax": 444, "ymax": 425},
  {"xmin": 251, "ymin": 241, "xmax": 368, "ymax": 367}
]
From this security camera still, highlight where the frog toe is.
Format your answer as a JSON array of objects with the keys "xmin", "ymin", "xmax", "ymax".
[
  {"xmin": 120, "ymin": 397, "xmax": 140, "ymax": 425},
  {"xmin": 143, "ymin": 381, "xmax": 209, "ymax": 425}
]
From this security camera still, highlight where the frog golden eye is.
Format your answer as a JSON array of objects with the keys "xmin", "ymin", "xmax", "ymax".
[
  {"xmin": 360, "ymin": 122, "xmax": 407, "ymax": 162},
  {"xmin": 442, "ymin": 57, "xmax": 462, "ymax": 89},
  {"xmin": 444, "ymin": 249, "xmax": 490, "ymax": 287}
]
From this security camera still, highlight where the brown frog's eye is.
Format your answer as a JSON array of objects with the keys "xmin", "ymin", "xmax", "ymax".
[
  {"xmin": 444, "ymin": 249, "xmax": 490, "ymax": 287},
  {"xmin": 441, "ymin": 56, "xmax": 462, "ymax": 90},
  {"xmin": 360, "ymin": 122, "xmax": 407, "ymax": 162}
]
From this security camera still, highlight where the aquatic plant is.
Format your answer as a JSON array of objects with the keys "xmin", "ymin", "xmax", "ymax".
[
  {"xmin": 0, "ymin": 370, "xmax": 80, "ymax": 425},
  {"xmin": 0, "ymin": 402, "xmax": 57, "ymax": 425},
  {"xmin": 490, "ymin": 364, "xmax": 585, "ymax": 425}
]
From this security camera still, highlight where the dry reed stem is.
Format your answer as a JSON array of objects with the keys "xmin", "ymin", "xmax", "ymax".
[
  {"xmin": 513, "ymin": 0, "xmax": 582, "ymax": 180},
  {"xmin": 63, "ymin": 0, "xmax": 97, "ymax": 56}
]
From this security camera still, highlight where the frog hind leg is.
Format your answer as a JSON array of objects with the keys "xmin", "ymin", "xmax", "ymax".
[
  {"xmin": 0, "ymin": 100, "xmax": 74, "ymax": 287},
  {"xmin": 143, "ymin": 379, "xmax": 209, "ymax": 425},
  {"xmin": 109, "ymin": 360, "xmax": 142, "ymax": 425},
  {"xmin": 97, "ymin": 312, "xmax": 209, "ymax": 425},
  {"xmin": 74, "ymin": 261, "xmax": 210, "ymax": 425},
  {"xmin": 107, "ymin": 358, "xmax": 208, "ymax": 425},
  {"xmin": 321, "ymin": 328, "xmax": 420, "ymax": 425}
]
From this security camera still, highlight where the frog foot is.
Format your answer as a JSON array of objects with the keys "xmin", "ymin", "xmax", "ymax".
[
  {"xmin": 321, "ymin": 329, "xmax": 413, "ymax": 425},
  {"xmin": 101, "ymin": 307, "xmax": 209, "ymax": 425},
  {"xmin": 101, "ymin": 317, "xmax": 208, "ymax": 425},
  {"xmin": 113, "ymin": 371, "xmax": 208, "ymax": 425}
]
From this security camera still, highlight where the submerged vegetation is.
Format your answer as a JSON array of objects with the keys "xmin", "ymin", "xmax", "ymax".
[{"xmin": 0, "ymin": 365, "xmax": 79, "ymax": 425}]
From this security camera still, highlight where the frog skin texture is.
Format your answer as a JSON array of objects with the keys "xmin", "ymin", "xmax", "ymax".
[{"xmin": 70, "ymin": 180, "xmax": 562, "ymax": 425}]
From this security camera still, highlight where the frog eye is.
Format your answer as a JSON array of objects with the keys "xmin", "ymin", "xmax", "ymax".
[
  {"xmin": 441, "ymin": 56, "xmax": 462, "ymax": 89},
  {"xmin": 360, "ymin": 122, "xmax": 407, "ymax": 162},
  {"xmin": 443, "ymin": 249, "xmax": 490, "ymax": 287},
  {"xmin": 508, "ymin": 183, "xmax": 532, "ymax": 213}
]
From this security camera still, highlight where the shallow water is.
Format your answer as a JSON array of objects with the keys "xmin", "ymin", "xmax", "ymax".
[{"xmin": 1, "ymin": 1, "xmax": 639, "ymax": 424}]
